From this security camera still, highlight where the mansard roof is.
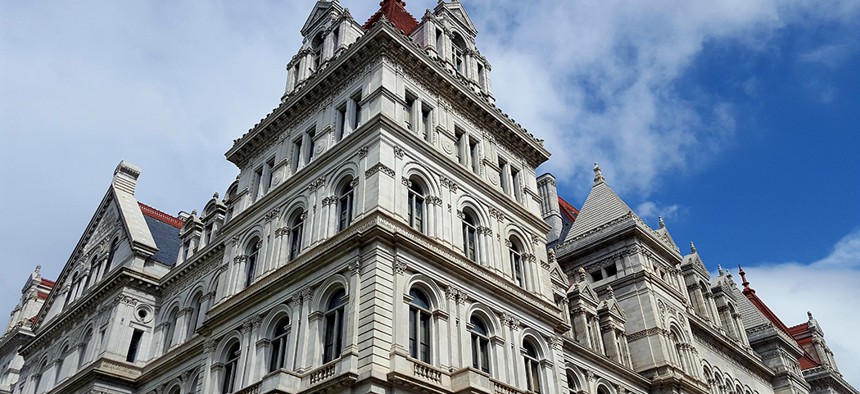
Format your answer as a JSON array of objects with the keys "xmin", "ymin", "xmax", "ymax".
[
  {"xmin": 138, "ymin": 202, "xmax": 182, "ymax": 266},
  {"xmin": 566, "ymin": 164, "xmax": 635, "ymax": 241},
  {"xmin": 364, "ymin": 0, "xmax": 419, "ymax": 35}
]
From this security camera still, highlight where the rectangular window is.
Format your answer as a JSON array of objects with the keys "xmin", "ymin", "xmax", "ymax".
[
  {"xmin": 291, "ymin": 138, "xmax": 303, "ymax": 172},
  {"xmin": 477, "ymin": 63, "xmax": 486, "ymax": 87},
  {"xmin": 455, "ymin": 127, "xmax": 466, "ymax": 165},
  {"xmin": 511, "ymin": 167, "xmax": 522, "ymax": 202},
  {"xmin": 498, "ymin": 158, "xmax": 509, "ymax": 193},
  {"xmin": 252, "ymin": 167, "xmax": 263, "ymax": 201},
  {"xmin": 469, "ymin": 137, "xmax": 480, "ymax": 174},
  {"xmin": 306, "ymin": 127, "xmax": 316, "ymax": 163},
  {"xmin": 421, "ymin": 104, "xmax": 432, "ymax": 141},
  {"xmin": 126, "ymin": 329, "xmax": 144, "ymax": 362},
  {"xmin": 351, "ymin": 92, "xmax": 362, "ymax": 130},
  {"xmin": 336, "ymin": 104, "xmax": 347, "ymax": 141},
  {"xmin": 605, "ymin": 263, "xmax": 618, "ymax": 277},
  {"xmin": 590, "ymin": 270, "xmax": 603, "ymax": 282},
  {"xmin": 435, "ymin": 28, "xmax": 443, "ymax": 53},
  {"xmin": 264, "ymin": 157, "xmax": 275, "ymax": 194},
  {"xmin": 405, "ymin": 92, "xmax": 416, "ymax": 132}
]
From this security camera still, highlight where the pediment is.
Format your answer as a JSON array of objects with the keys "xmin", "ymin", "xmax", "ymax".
[
  {"xmin": 439, "ymin": 3, "xmax": 477, "ymax": 34},
  {"xmin": 301, "ymin": 1, "xmax": 338, "ymax": 35},
  {"xmin": 549, "ymin": 262, "xmax": 569, "ymax": 287}
]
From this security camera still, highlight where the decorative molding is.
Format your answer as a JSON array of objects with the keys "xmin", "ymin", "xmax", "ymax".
[
  {"xmin": 439, "ymin": 176, "xmax": 459, "ymax": 193},
  {"xmin": 365, "ymin": 163, "xmax": 395, "ymax": 178},
  {"xmin": 393, "ymin": 146, "xmax": 405, "ymax": 158}
]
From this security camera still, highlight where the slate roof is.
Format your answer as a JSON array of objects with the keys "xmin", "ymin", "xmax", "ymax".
[
  {"xmin": 139, "ymin": 203, "xmax": 181, "ymax": 266},
  {"xmin": 364, "ymin": 0, "xmax": 420, "ymax": 35},
  {"xmin": 565, "ymin": 165, "xmax": 634, "ymax": 241}
]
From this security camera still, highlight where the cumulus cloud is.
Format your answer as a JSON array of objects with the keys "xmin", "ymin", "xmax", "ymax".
[
  {"xmin": 463, "ymin": 0, "xmax": 859, "ymax": 197},
  {"xmin": 635, "ymin": 201, "xmax": 681, "ymax": 222},
  {"xmin": 740, "ymin": 228, "xmax": 860, "ymax": 385}
]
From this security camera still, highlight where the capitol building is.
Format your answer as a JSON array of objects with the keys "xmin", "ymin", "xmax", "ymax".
[{"xmin": 1, "ymin": 1, "xmax": 856, "ymax": 394}]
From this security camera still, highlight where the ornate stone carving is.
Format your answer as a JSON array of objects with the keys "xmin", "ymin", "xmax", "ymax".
[
  {"xmin": 393, "ymin": 146, "xmax": 405, "ymax": 158},
  {"xmin": 439, "ymin": 176, "xmax": 459, "ymax": 193},
  {"xmin": 307, "ymin": 176, "xmax": 327, "ymax": 192},
  {"xmin": 358, "ymin": 146, "xmax": 369, "ymax": 158},
  {"xmin": 365, "ymin": 163, "xmax": 395, "ymax": 178}
]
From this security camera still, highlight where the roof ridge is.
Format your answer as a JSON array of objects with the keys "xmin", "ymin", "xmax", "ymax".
[
  {"xmin": 363, "ymin": 0, "xmax": 420, "ymax": 35},
  {"xmin": 138, "ymin": 202, "xmax": 183, "ymax": 229}
]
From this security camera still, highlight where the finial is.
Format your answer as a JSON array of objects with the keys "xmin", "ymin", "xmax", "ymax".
[
  {"xmin": 577, "ymin": 267, "xmax": 587, "ymax": 282},
  {"xmin": 606, "ymin": 285, "xmax": 615, "ymax": 299},
  {"xmin": 808, "ymin": 311, "xmax": 813, "ymax": 320},
  {"xmin": 659, "ymin": 216, "xmax": 665, "ymax": 228},
  {"xmin": 213, "ymin": 192, "xmax": 219, "ymax": 199},
  {"xmin": 690, "ymin": 241, "xmax": 697, "ymax": 253},
  {"xmin": 35, "ymin": 265, "xmax": 41, "ymax": 275},
  {"xmin": 191, "ymin": 209, "xmax": 198, "ymax": 216},
  {"xmin": 718, "ymin": 264, "xmax": 724, "ymax": 276},
  {"xmin": 738, "ymin": 264, "xmax": 750, "ymax": 289},
  {"xmin": 593, "ymin": 162, "xmax": 605, "ymax": 184}
]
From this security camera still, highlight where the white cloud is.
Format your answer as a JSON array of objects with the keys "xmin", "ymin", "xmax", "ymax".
[
  {"xmin": 635, "ymin": 201, "xmax": 681, "ymax": 223},
  {"xmin": 741, "ymin": 228, "xmax": 860, "ymax": 385},
  {"xmin": 464, "ymin": 0, "xmax": 859, "ymax": 198}
]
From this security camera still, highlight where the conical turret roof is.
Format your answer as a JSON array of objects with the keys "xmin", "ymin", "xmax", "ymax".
[{"xmin": 566, "ymin": 163, "xmax": 635, "ymax": 240}]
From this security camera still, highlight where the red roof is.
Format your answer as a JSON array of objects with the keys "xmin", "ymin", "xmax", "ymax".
[
  {"xmin": 558, "ymin": 197, "xmax": 580, "ymax": 223},
  {"xmin": 138, "ymin": 202, "xmax": 183, "ymax": 229},
  {"xmin": 739, "ymin": 267, "xmax": 792, "ymax": 335},
  {"xmin": 40, "ymin": 278, "xmax": 55, "ymax": 288},
  {"xmin": 363, "ymin": 0, "xmax": 419, "ymax": 35}
]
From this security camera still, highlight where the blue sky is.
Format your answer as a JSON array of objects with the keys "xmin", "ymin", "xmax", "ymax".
[{"xmin": 1, "ymin": 0, "xmax": 858, "ymax": 384}]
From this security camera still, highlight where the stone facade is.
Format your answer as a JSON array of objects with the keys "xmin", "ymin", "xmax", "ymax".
[{"xmin": 2, "ymin": 2, "xmax": 856, "ymax": 394}]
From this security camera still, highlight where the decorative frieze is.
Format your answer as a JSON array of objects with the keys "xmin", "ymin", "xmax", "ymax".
[
  {"xmin": 439, "ymin": 176, "xmax": 459, "ymax": 193},
  {"xmin": 365, "ymin": 163, "xmax": 395, "ymax": 178}
]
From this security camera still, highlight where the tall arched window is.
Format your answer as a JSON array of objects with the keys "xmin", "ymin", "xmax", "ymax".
[
  {"xmin": 55, "ymin": 344, "xmax": 68, "ymax": 383},
  {"xmin": 289, "ymin": 210, "xmax": 304, "ymax": 261},
  {"xmin": 168, "ymin": 386, "xmax": 181, "ymax": 394},
  {"xmin": 268, "ymin": 316, "xmax": 291, "ymax": 372},
  {"xmin": 221, "ymin": 342, "xmax": 240, "ymax": 394},
  {"xmin": 163, "ymin": 308, "xmax": 178, "ymax": 354},
  {"xmin": 187, "ymin": 292, "xmax": 203, "ymax": 337},
  {"xmin": 105, "ymin": 238, "xmax": 119, "ymax": 274},
  {"xmin": 245, "ymin": 238, "xmax": 261, "ymax": 288},
  {"xmin": 523, "ymin": 340, "xmax": 542, "ymax": 393},
  {"xmin": 597, "ymin": 385, "xmax": 612, "ymax": 394},
  {"xmin": 461, "ymin": 210, "xmax": 479, "ymax": 262},
  {"xmin": 509, "ymin": 237, "xmax": 525, "ymax": 288},
  {"xmin": 408, "ymin": 289, "xmax": 432, "ymax": 363},
  {"xmin": 566, "ymin": 370, "xmax": 580, "ymax": 394},
  {"xmin": 451, "ymin": 33, "xmax": 467, "ymax": 74},
  {"xmin": 33, "ymin": 360, "xmax": 47, "ymax": 394},
  {"xmin": 669, "ymin": 326, "xmax": 686, "ymax": 372},
  {"xmin": 338, "ymin": 179, "xmax": 355, "ymax": 231},
  {"xmin": 311, "ymin": 32, "xmax": 324, "ymax": 71},
  {"xmin": 407, "ymin": 179, "xmax": 425, "ymax": 232},
  {"xmin": 470, "ymin": 316, "xmax": 490, "ymax": 373},
  {"xmin": 323, "ymin": 289, "xmax": 346, "ymax": 363},
  {"xmin": 78, "ymin": 328, "xmax": 93, "ymax": 368},
  {"xmin": 84, "ymin": 255, "xmax": 99, "ymax": 290}
]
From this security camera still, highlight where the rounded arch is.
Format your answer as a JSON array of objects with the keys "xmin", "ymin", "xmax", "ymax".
[
  {"xmin": 564, "ymin": 366, "xmax": 584, "ymax": 392},
  {"xmin": 402, "ymin": 162, "xmax": 442, "ymax": 197},
  {"xmin": 596, "ymin": 382, "xmax": 616, "ymax": 394},
  {"xmin": 326, "ymin": 163, "xmax": 359, "ymax": 196},
  {"xmin": 451, "ymin": 31, "xmax": 470, "ymax": 51},
  {"xmin": 183, "ymin": 283, "xmax": 207, "ymax": 305},
  {"xmin": 215, "ymin": 331, "xmax": 243, "ymax": 362},
  {"xmin": 261, "ymin": 303, "xmax": 294, "ymax": 338},
  {"xmin": 505, "ymin": 224, "xmax": 534, "ymax": 255},
  {"xmin": 465, "ymin": 304, "xmax": 503, "ymax": 336},
  {"xmin": 160, "ymin": 299, "xmax": 183, "ymax": 323},
  {"xmin": 163, "ymin": 378, "xmax": 182, "ymax": 394},
  {"xmin": 457, "ymin": 197, "xmax": 490, "ymax": 227},
  {"xmin": 239, "ymin": 227, "xmax": 264, "ymax": 251},
  {"xmin": 208, "ymin": 272, "xmax": 221, "ymax": 296},
  {"xmin": 279, "ymin": 197, "xmax": 310, "ymax": 224},
  {"xmin": 405, "ymin": 274, "xmax": 444, "ymax": 311},
  {"xmin": 520, "ymin": 329, "xmax": 550, "ymax": 360},
  {"xmin": 311, "ymin": 274, "xmax": 350, "ymax": 311}
]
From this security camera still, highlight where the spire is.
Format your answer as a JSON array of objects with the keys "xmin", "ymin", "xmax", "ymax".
[
  {"xmin": 363, "ymin": 0, "xmax": 420, "ymax": 35},
  {"xmin": 718, "ymin": 264, "xmax": 724, "ymax": 276},
  {"xmin": 690, "ymin": 241, "xmax": 697, "ymax": 253},
  {"xmin": 593, "ymin": 162, "xmax": 605, "ymax": 185}
]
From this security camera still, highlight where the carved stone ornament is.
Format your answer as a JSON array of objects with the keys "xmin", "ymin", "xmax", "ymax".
[
  {"xmin": 393, "ymin": 259, "xmax": 407, "ymax": 275},
  {"xmin": 442, "ymin": 139, "xmax": 454, "ymax": 154},
  {"xmin": 393, "ymin": 146, "xmax": 405, "ymax": 158},
  {"xmin": 365, "ymin": 163, "xmax": 395, "ymax": 178},
  {"xmin": 358, "ymin": 146, "xmax": 369, "ymax": 158}
]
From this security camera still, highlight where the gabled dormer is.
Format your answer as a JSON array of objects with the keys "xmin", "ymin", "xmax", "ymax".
[
  {"xmin": 411, "ymin": 0, "xmax": 493, "ymax": 99},
  {"xmin": 200, "ymin": 192, "xmax": 227, "ymax": 248},
  {"xmin": 681, "ymin": 242, "xmax": 721, "ymax": 325},
  {"xmin": 178, "ymin": 211, "xmax": 203, "ymax": 265},
  {"xmin": 284, "ymin": 0, "xmax": 363, "ymax": 97},
  {"xmin": 597, "ymin": 286, "xmax": 632, "ymax": 366},
  {"xmin": 567, "ymin": 268, "xmax": 602, "ymax": 350}
]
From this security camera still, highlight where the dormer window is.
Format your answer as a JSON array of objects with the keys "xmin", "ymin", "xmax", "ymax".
[
  {"xmin": 452, "ymin": 33, "xmax": 467, "ymax": 74},
  {"xmin": 312, "ymin": 32, "xmax": 325, "ymax": 71}
]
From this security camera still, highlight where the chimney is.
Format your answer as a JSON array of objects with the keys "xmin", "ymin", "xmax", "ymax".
[{"xmin": 112, "ymin": 161, "xmax": 141, "ymax": 195}]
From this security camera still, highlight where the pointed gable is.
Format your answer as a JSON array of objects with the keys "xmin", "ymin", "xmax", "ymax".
[
  {"xmin": 435, "ymin": 0, "xmax": 478, "ymax": 34},
  {"xmin": 566, "ymin": 164, "xmax": 635, "ymax": 241},
  {"xmin": 364, "ymin": 0, "xmax": 420, "ymax": 35},
  {"xmin": 301, "ymin": 1, "xmax": 339, "ymax": 35}
]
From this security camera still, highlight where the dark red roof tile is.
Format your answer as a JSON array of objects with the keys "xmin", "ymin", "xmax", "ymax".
[
  {"xmin": 363, "ymin": 0, "xmax": 420, "ymax": 35},
  {"xmin": 138, "ymin": 202, "xmax": 183, "ymax": 229}
]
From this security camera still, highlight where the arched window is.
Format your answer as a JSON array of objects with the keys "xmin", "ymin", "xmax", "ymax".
[
  {"xmin": 523, "ymin": 340, "xmax": 542, "ymax": 393},
  {"xmin": 289, "ymin": 210, "xmax": 304, "ymax": 261},
  {"xmin": 55, "ymin": 344, "xmax": 68, "ymax": 383},
  {"xmin": 408, "ymin": 289, "xmax": 432, "ymax": 363},
  {"xmin": 65, "ymin": 272, "xmax": 80, "ymax": 307},
  {"xmin": 105, "ymin": 238, "xmax": 119, "ymax": 274},
  {"xmin": 338, "ymin": 179, "xmax": 355, "ymax": 231},
  {"xmin": 407, "ymin": 179, "xmax": 425, "ymax": 232},
  {"xmin": 311, "ymin": 32, "xmax": 325, "ymax": 71},
  {"xmin": 597, "ymin": 385, "xmax": 612, "ymax": 394},
  {"xmin": 470, "ymin": 316, "xmax": 490, "ymax": 373},
  {"xmin": 461, "ymin": 209, "xmax": 479, "ymax": 262},
  {"xmin": 78, "ymin": 328, "xmax": 93, "ymax": 368},
  {"xmin": 168, "ymin": 386, "xmax": 181, "ymax": 394},
  {"xmin": 669, "ymin": 326, "xmax": 687, "ymax": 372},
  {"xmin": 33, "ymin": 360, "xmax": 47, "ymax": 394},
  {"xmin": 187, "ymin": 292, "xmax": 203, "ymax": 337},
  {"xmin": 566, "ymin": 370, "xmax": 580, "ymax": 394},
  {"xmin": 245, "ymin": 237, "xmax": 261, "ymax": 288},
  {"xmin": 451, "ymin": 33, "xmax": 467, "ymax": 74},
  {"xmin": 84, "ymin": 255, "xmax": 99, "ymax": 290},
  {"xmin": 163, "ymin": 308, "xmax": 179, "ymax": 354},
  {"xmin": 268, "ymin": 316, "xmax": 291, "ymax": 372},
  {"xmin": 509, "ymin": 237, "xmax": 525, "ymax": 288},
  {"xmin": 323, "ymin": 289, "xmax": 346, "ymax": 363},
  {"xmin": 221, "ymin": 342, "xmax": 240, "ymax": 394}
]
